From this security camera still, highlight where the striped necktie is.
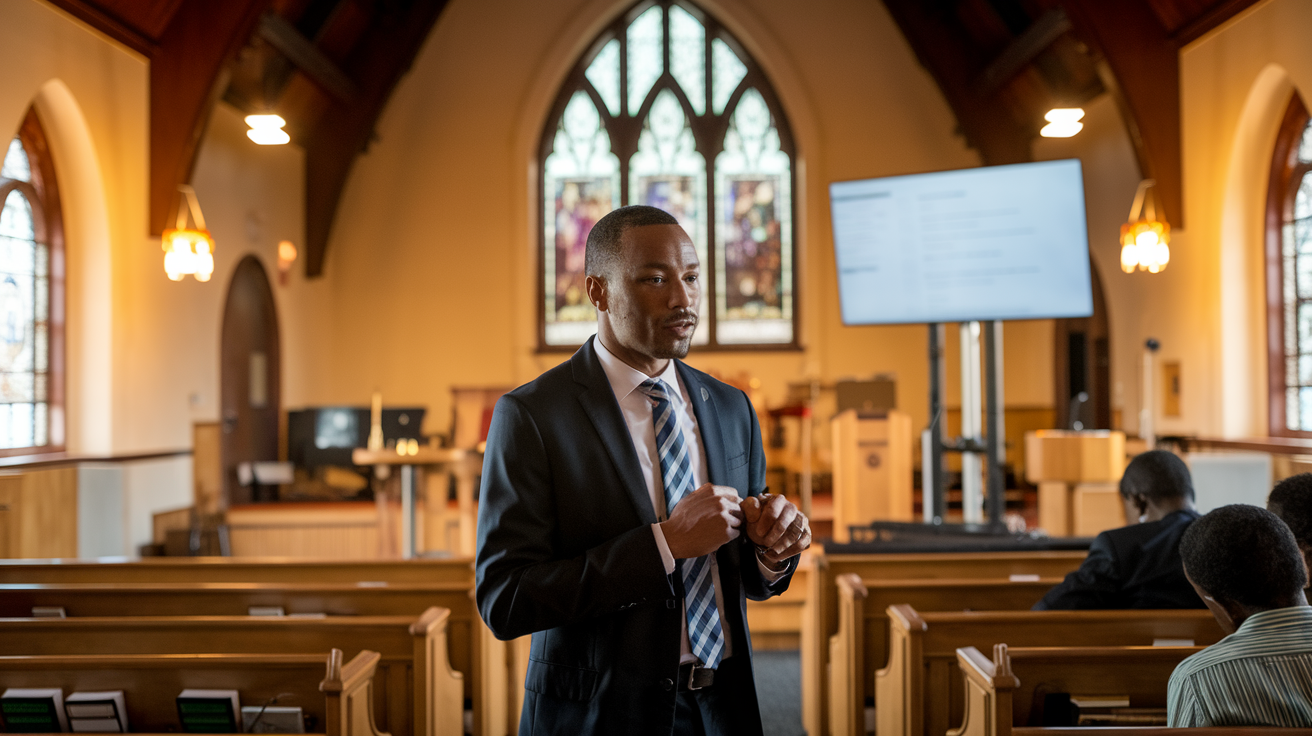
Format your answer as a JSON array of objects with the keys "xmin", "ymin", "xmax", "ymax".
[{"xmin": 639, "ymin": 377, "xmax": 726, "ymax": 668}]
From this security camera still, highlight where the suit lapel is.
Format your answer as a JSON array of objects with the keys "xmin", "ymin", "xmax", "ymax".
[
  {"xmin": 677, "ymin": 362, "xmax": 738, "ymax": 498},
  {"xmin": 573, "ymin": 338, "xmax": 658, "ymax": 524}
]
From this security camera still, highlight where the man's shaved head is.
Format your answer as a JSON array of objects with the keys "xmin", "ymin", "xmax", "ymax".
[{"xmin": 585, "ymin": 205, "xmax": 680, "ymax": 278}]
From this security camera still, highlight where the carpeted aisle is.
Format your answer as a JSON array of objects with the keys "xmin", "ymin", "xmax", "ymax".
[{"xmin": 753, "ymin": 649, "xmax": 805, "ymax": 736}]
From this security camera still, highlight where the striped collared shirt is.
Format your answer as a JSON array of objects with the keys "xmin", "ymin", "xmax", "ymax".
[{"xmin": 1167, "ymin": 605, "xmax": 1312, "ymax": 726}]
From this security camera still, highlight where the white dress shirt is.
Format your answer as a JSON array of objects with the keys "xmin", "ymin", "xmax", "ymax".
[{"xmin": 594, "ymin": 337, "xmax": 785, "ymax": 665}]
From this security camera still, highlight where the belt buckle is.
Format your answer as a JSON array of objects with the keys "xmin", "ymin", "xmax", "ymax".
[{"xmin": 686, "ymin": 664, "xmax": 715, "ymax": 691}]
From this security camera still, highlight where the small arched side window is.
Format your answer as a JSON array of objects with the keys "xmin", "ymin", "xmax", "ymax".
[
  {"xmin": 0, "ymin": 108, "xmax": 65, "ymax": 453},
  {"xmin": 538, "ymin": 1, "xmax": 797, "ymax": 350}
]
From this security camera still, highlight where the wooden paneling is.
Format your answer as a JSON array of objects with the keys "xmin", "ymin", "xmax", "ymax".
[
  {"xmin": 226, "ymin": 502, "xmax": 398, "ymax": 558},
  {"xmin": 0, "ymin": 466, "xmax": 78, "ymax": 559},
  {"xmin": 193, "ymin": 422, "xmax": 222, "ymax": 514}
]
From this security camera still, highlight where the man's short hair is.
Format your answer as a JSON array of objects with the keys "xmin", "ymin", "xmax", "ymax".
[
  {"xmin": 1179, "ymin": 504, "xmax": 1307, "ymax": 608},
  {"xmin": 1119, "ymin": 449, "xmax": 1194, "ymax": 502},
  {"xmin": 584, "ymin": 205, "xmax": 680, "ymax": 277},
  {"xmin": 1269, "ymin": 473, "xmax": 1312, "ymax": 550}
]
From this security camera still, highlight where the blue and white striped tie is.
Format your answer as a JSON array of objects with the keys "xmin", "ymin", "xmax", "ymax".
[{"xmin": 639, "ymin": 377, "xmax": 725, "ymax": 668}]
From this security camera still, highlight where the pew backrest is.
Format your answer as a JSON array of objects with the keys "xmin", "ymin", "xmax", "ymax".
[
  {"xmin": 950, "ymin": 644, "xmax": 1204, "ymax": 736},
  {"xmin": 0, "ymin": 606, "xmax": 464, "ymax": 736},
  {"xmin": 0, "ymin": 649, "xmax": 384, "ymax": 736},
  {"xmin": 0, "ymin": 558, "xmax": 475, "ymax": 585},
  {"xmin": 877, "ymin": 604, "xmax": 1222, "ymax": 736},
  {"xmin": 804, "ymin": 550, "xmax": 1086, "ymax": 736}
]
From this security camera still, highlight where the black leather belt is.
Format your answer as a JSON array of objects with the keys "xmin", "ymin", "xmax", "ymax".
[{"xmin": 678, "ymin": 662, "xmax": 715, "ymax": 691}]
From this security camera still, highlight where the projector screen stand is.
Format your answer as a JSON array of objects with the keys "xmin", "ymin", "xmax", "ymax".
[{"xmin": 923, "ymin": 321, "xmax": 1007, "ymax": 528}]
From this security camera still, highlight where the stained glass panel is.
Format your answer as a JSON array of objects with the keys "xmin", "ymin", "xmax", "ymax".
[
  {"xmin": 627, "ymin": 6, "xmax": 663, "ymax": 116},
  {"xmin": 630, "ymin": 89, "xmax": 710, "ymax": 344},
  {"xmin": 1, "ymin": 139, "xmax": 29, "ymax": 181},
  {"xmin": 544, "ymin": 92, "xmax": 619, "ymax": 346},
  {"xmin": 0, "ymin": 186, "xmax": 46, "ymax": 448},
  {"xmin": 711, "ymin": 39, "xmax": 746, "ymax": 115},
  {"xmin": 1301, "ymin": 121, "xmax": 1312, "ymax": 163},
  {"xmin": 586, "ymin": 39, "xmax": 621, "ymax": 117},
  {"xmin": 669, "ymin": 6, "xmax": 706, "ymax": 115},
  {"xmin": 715, "ymin": 89, "xmax": 792, "ymax": 344}
]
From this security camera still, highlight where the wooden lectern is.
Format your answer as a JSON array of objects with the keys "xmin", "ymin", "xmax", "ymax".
[
  {"xmin": 830, "ymin": 409, "xmax": 913, "ymax": 542},
  {"xmin": 1025, "ymin": 430, "xmax": 1127, "ymax": 536}
]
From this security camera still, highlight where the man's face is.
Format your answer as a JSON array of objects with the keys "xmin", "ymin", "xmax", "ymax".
[{"xmin": 596, "ymin": 224, "xmax": 700, "ymax": 361}]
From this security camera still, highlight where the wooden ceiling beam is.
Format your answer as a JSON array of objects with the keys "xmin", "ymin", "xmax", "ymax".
[
  {"xmin": 301, "ymin": 0, "xmax": 449, "ymax": 276},
  {"xmin": 973, "ymin": 8, "xmax": 1072, "ymax": 99},
  {"xmin": 256, "ymin": 13, "xmax": 358, "ymax": 103},
  {"xmin": 882, "ymin": 0, "xmax": 1033, "ymax": 166},
  {"xmin": 1060, "ymin": 0, "xmax": 1183, "ymax": 227},
  {"xmin": 149, "ymin": 0, "xmax": 272, "ymax": 236}
]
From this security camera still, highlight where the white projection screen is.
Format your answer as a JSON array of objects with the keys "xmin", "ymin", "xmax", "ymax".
[{"xmin": 830, "ymin": 159, "xmax": 1093, "ymax": 325}]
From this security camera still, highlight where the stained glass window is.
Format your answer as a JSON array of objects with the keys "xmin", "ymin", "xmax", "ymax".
[
  {"xmin": 0, "ymin": 111, "xmax": 61, "ymax": 452},
  {"xmin": 540, "ymin": 1, "xmax": 797, "ymax": 349}
]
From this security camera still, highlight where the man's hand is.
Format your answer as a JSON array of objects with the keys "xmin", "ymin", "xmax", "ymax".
[
  {"xmin": 741, "ymin": 493, "xmax": 811, "ymax": 566},
  {"xmin": 660, "ymin": 484, "xmax": 744, "ymax": 559}
]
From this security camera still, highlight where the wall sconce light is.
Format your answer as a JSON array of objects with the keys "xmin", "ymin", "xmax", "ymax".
[
  {"xmin": 245, "ymin": 114, "xmax": 290, "ymax": 145},
  {"xmin": 277, "ymin": 239, "xmax": 298, "ymax": 285},
  {"xmin": 1120, "ymin": 179, "xmax": 1171, "ymax": 274},
  {"xmin": 162, "ymin": 185, "xmax": 215, "ymax": 282},
  {"xmin": 1040, "ymin": 108, "xmax": 1084, "ymax": 138}
]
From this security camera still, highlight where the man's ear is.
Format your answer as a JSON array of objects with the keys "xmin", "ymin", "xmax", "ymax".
[{"xmin": 585, "ymin": 273, "xmax": 607, "ymax": 312}]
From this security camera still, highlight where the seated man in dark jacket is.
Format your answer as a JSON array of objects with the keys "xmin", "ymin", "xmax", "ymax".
[
  {"xmin": 1268, "ymin": 472, "xmax": 1312, "ymax": 576},
  {"xmin": 1034, "ymin": 449, "xmax": 1204, "ymax": 610}
]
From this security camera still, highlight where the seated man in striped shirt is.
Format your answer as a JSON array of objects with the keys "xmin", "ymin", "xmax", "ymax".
[
  {"xmin": 1167, "ymin": 504, "xmax": 1312, "ymax": 727},
  {"xmin": 1268, "ymin": 473, "xmax": 1312, "ymax": 575}
]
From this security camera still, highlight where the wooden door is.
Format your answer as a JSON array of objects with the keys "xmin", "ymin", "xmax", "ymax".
[
  {"xmin": 1054, "ymin": 264, "xmax": 1110, "ymax": 430},
  {"xmin": 220, "ymin": 256, "xmax": 281, "ymax": 506}
]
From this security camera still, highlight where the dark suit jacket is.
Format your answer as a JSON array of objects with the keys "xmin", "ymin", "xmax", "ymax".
[
  {"xmin": 1034, "ymin": 508, "xmax": 1205, "ymax": 610},
  {"xmin": 475, "ymin": 337, "xmax": 796, "ymax": 735}
]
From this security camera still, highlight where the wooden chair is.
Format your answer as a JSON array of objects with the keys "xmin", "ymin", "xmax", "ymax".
[
  {"xmin": 0, "ymin": 606, "xmax": 463, "ymax": 736},
  {"xmin": 0, "ymin": 648, "xmax": 384, "ymax": 736},
  {"xmin": 803, "ymin": 549, "xmax": 1087, "ymax": 736},
  {"xmin": 874, "ymin": 604, "xmax": 1222, "ymax": 736}
]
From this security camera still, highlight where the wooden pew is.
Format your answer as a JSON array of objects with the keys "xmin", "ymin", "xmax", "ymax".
[
  {"xmin": 0, "ymin": 556, "xmax": 475, "ymax": 584},
  {"xmin": 822, "ymin": 574, "xmax": 1064, "ymax": 736},
  {"xmin": 0, "ymin": 606, "xmax": 462, "ymax": 736},
  {"xmin": 868, "ymin": 603, "xmax": 1223, "ymax": 736},
  {"xmin": 804, "ymin": 550, "xmax": 1086, "ymax": 736},
  {"xmin": 951, "ymin": 643, "xmax": 1205, "ymax": 736},
  {"xmin": 0, "ymin": 648, "xmax": 383, "ymax": 736},
  {"xmin": 0, "ymin": 581, "xmax": 505, "ymax": 736}
]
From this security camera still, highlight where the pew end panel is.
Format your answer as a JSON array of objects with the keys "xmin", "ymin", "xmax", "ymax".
[
  {"xmin": 410, "ymin": 607, "xmax": 464, "ymax": 736},
  {"xmin": 828, "ymin": 574, "xmax": 867, "ymax": 736},
  {"xmin": 876, "ymin": 603, "xmax": 928, "ymax": 736},
  {"xmin": 948, "ymin": 645, "xmax": 1018, "ymax": 736},
  {"xmin": 322, "ymin": 649, "xmax": 392, "ymax": 736}
]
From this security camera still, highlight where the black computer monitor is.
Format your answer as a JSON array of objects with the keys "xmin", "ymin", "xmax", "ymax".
[{"xmin": 287, "ymin": 406, "xmax": 426, "ymax": 469}]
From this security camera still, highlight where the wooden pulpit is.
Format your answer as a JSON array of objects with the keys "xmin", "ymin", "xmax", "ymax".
[{"xmin": 830, "ymin": 409, "xmax": 913, "ymax": 542}]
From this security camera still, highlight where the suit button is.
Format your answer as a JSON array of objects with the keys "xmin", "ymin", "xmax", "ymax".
[
  {"xmin": 660, "ymin": 678, "xmax": 673, "ymax": 691},
  {"xmin": 666, "ymin": 599, "xmax": 677, "ymax": 609}
]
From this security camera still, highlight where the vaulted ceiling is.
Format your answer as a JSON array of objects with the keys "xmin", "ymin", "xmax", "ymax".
[
  {"xmin": 48, "ymin": 0, "xmax": 447, "ymax": 276},
  {"xmin": 883, "ymin": 0, "xmax": 1263, "ymax": 228},
  {"xmin": 46, "ymin": 0, "xmax": 1259, "ymax": 277}
]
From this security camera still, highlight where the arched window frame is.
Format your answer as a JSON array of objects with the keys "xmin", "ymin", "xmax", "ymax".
[
  {"xmin": 1266, "ymin": 93, "xmax": 1312, "ymax": 437},
  {"xmin": 0, "ymin": 108, "xmax": 66, "ymax": 455},
  {"xmin": 537, "ymin": 0, "xmax": 799, "ymax": 352}
]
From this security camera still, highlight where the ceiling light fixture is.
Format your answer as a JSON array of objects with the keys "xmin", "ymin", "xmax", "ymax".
[
  {"xmin": 162, "ymin": 185, "xmax": 215, "ymax": 282},
  {"xmin": 1040, "ymin": 108, "xmax": 1084, "ymax": 138},
  {"xmin": 277, "ymin": 240, "xmax": 298, "ymax": 285},
  {"xmin": 1120, "ymin": 179, "xmax": 1170, "ymax": 274},
  {"xmin": 245, "ymin": 114, "xmax": 290, "ymax": 145}
]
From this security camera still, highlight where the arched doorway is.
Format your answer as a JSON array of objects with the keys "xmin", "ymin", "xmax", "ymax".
[
  {"xmin": 1054, "ymin": 265, "xmax": 1110, "ymax": 430},
  {"xmin": 220, "ymin": 256, "xmax": 281, "ymax": 506}
]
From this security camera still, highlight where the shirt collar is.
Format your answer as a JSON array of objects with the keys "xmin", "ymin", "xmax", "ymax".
[
  {"xmin": 593, "ymin": 336, "xmax": 682, "ymax": 405},
  {"xmin": 1235, "ymin": 604, "xmax": 1312, "ymax": 635}
]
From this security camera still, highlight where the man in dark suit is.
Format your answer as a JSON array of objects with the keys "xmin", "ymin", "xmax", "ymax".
[
  {"xmin": 1034, "ymin": 449, "xmax": 1204, "ymax": 610},
  {"xmin": 476, "ymin": 205, "xmax": 810, "ymax": 735}
]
